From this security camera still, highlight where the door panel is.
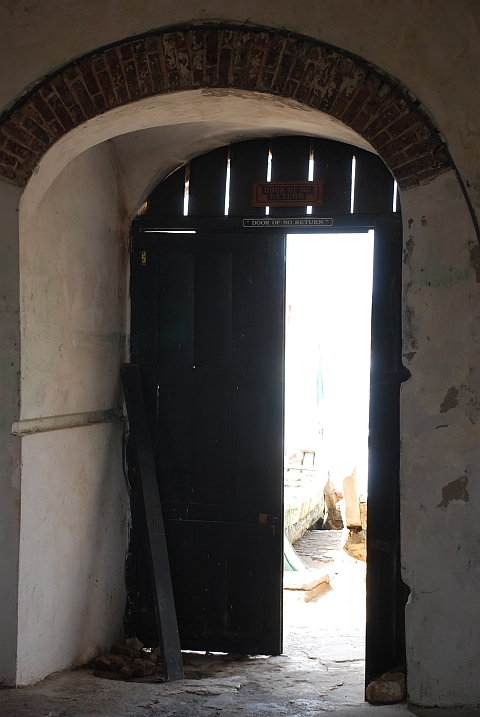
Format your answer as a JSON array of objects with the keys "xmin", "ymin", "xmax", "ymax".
[
  {"xmin": 366, "ymin": 218, "xmax": 410, "ymax": 684},
  {"xmin": 232, "ymin": 252, "xmax": 270, "ymax": 369},
  {"xmin": 190, "ymin": 385, "xmax": 236, "ymax": 505},
  {"xmin": 194, "ymin": 252, "xmax": 232, "ymax": 366},
  {"xmin": 157, "ymin": 252, "xmax": 194, "ymax": 366},
  {"xmin": 237, "ymin": 388, "xmax": 268, "ymax": 505},
  {"xmin": 132, "ymin": 230, "xmax": 285, "ymax": 655}
]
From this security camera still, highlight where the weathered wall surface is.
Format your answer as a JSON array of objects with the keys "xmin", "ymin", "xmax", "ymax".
[
  {"xmin": 16, "ymin": 142, "xmax": 129, "ymax": 684},
  {"xmin": 2, "ymin": 0, "xmax": 480, "ymax": 707},
  {"xmin": 19, "ymin": 142, "xmax": 128, "ymax": 419},
  {"xmin": 17, "ymin": 423, "xmax": 127, "ymax": 685},
  {"xmin": 0, "ymin": 27, "xmax": 451, "ymax": 190},
  {"xmin": 0, "ymin": 1, "xmax": 479, "ymax": 213},
  {"xmin": 401, "ymin": 172, "xmax": 480, "ymax": 707},
  {"xmin": 20, "ymin": 89, "xmax": 373, "ymax": 223},
  {"xmin": 0, "ymin": 179, "xmax": 21, "ymax": 685}
]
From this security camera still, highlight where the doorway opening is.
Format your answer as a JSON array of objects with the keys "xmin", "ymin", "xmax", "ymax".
[
  {"xmin": 283, "ymin": 230, "xmax": 375, "ymax": 701},
  {"xmin": 129, "ymin": 135, "xmax": 407, "ymax": 693}
]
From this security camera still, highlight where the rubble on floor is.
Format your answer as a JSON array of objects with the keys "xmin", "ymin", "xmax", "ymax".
[
  {"xmin": 91, "ymin": 644, "xmax": 160, "ymax": 681},
  {"xmin": 366, "ymin": 667, "xmax": 406, "ymax": 704},
  {"xmin": 343, "ymin": 528, "xmax": 367, "ymax": 562},
  {"xmin": 283, "ymin": 567, "xmax": 330, "ymax": 601},
  {"xmin": 0, "ymin": 529, "xmax": 406, "ymax": 717}
]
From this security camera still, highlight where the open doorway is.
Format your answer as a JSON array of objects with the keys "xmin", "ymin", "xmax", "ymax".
[
  {"xmin": 282, "ymin": 230, "xmax": 374, "ymax": 700},
  {"xmin": 129, "ymin": 135, "xmax": 407, "ymax": 689}
]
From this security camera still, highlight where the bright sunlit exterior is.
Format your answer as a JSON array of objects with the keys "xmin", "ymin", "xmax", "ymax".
[{"xmin": 284, "ymin": 231, "xmax": 375, "ymax": 497}]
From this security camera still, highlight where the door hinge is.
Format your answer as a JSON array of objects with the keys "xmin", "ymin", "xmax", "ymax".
[{"xmin": 140, "ymin": 250, "xmax": 147, "ymax": 266}]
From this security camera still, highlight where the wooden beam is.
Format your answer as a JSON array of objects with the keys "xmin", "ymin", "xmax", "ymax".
[{"xmin": 121, "ymin": 363, "xmax": 184, "ymax": 682}]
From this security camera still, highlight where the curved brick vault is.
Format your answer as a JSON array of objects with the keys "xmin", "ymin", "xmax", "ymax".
[{"xmin": 0, "ymin": 25, "xmax": 451, "ymax": 189}]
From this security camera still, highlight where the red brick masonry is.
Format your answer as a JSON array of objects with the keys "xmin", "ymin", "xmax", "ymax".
[{"xmin": 0, "ymin": 25, "xmax": 451, "ymax": 188}]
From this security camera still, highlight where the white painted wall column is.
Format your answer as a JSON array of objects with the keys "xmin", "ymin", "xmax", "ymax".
[{"xmin": 16, "ymin": 142, "xmax": 130, "ymax": 685}]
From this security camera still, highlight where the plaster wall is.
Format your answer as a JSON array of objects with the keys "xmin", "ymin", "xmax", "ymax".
[
  {"xmin": 20, "ymin": 141, "xmax": 128, "ymax": 418},
  {"xmin": 16, "ymin": 142, "xmax": 129, "ymax": 684},
  {"xmin": 13, "ymin": 90, "xmax": 480, "ymax": 706},
  {"xmin": 21, "ymin": 90, "xmax": 372, "ymax": 221},
  {"xmin": 17, "ymin": 423, "xmax": 127, "ymax": 685},
  {"xmin": 0, "ymin": 179, "xmax": 21, "ymax": 685},
  {"xmin": 4, "ymin": 4, "xmax": 480, "ymax": 701},
  {"xmin": 400, "ymin": 172, "xmax": 480, "ymax": 707}
]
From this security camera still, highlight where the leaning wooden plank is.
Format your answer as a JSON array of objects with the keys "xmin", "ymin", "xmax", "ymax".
[{"xmin": 121, "ymin": 363, "xmax": 184, "ymax": 682}]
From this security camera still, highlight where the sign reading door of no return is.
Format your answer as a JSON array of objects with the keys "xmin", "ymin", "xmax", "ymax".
[{"xmin": 252, "ymin": 180, "xmax": 325, "ymax": 207}]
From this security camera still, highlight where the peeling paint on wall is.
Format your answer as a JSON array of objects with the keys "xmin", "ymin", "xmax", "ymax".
[
  {"xmin": 404, "ymin": 236, "xmax": 415, "ymax": 266},
  {"xmin": 439, "ymin": 384, "xmax": 480, "ymax": 423},
  {"xmin": 437, "ymin": 476, "xmax": 469, "ymax": 507},
  {"xmin": 403, "ymin": 305, "xmax": 419, "ymax": 350},
  {"xmin": 439, "ymin": 386, "xmax": 459, "ymax": 413},
  {"xmin": 419, "ymin": 263, "xmax": 472, "ymax": 289},
  {"xmin": 457, "ymin": 384, "xmax": 480, "ymax": 424}
]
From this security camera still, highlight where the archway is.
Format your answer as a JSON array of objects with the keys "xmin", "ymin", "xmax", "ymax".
[
  {"xmin": 1, "ymin": 25, "xmax": 452, "ymax": 193},
  {"xmin": 8, "ymin": 25, "xmax": 478, "ymax": 703}
]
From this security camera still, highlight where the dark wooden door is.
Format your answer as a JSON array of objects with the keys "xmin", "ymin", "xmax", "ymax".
[
  {"xmin": 366, "ymin": 218, "xmax": 410, "ymax": 684},
  {"xmin": 131, "ymin": 230, "xmax": 285, "ymax": 655}
]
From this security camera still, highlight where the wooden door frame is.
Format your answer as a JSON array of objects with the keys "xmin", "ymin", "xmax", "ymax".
[{"xmin": 129, "ymin": 210, "xmax": 406, "ymax": 678}]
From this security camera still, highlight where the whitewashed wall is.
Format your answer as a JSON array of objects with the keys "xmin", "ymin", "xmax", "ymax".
[
  {"xmin": 1, "ymin": 0, "xmax": 480, "ymax": 707},
  {"xmin": 16, "ymin": 142, "xmax": 129, "ymax": 685}
]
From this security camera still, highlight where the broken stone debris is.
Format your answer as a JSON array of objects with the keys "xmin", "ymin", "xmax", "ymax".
[
  {"xmin": 323, "ymin": 473, "xmax": 344, "ymax": 530},
  {"xmin": 365, "ymin": 667, "xmax": 406, "ymax": 704},
  {"xmin": 91, "ymin": 643, "xmax": 160, "ymax": 681},
  {"xmin": 343, "ymin": 527, "xmax": 367, "ymax": 562},
  {"xmin": 283, "ymin": 567, "xmax": 330, "ymax": 601},
  {"xmin": 343, "ymin": 468, "xmax": 362, "ymax": 529}
]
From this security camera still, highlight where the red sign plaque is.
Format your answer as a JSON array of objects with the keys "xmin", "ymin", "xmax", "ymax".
[{"xmin": 252, "ymin": 180, "xmax": 325, "ymax": 207}]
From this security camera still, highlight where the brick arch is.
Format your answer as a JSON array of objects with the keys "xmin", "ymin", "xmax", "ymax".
[{"xmin": 0, "ymin": 24, "xmax": 451, "ymax": 188}]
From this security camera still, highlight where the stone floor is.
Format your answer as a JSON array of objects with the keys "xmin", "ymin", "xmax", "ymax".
[
  {"xmin": 293, "ymin": 529, "xmax": 346, "ymax": 567},
  {"xmin": 0, "ymin": 530, "xmax": 409, "ymax": 717}
]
